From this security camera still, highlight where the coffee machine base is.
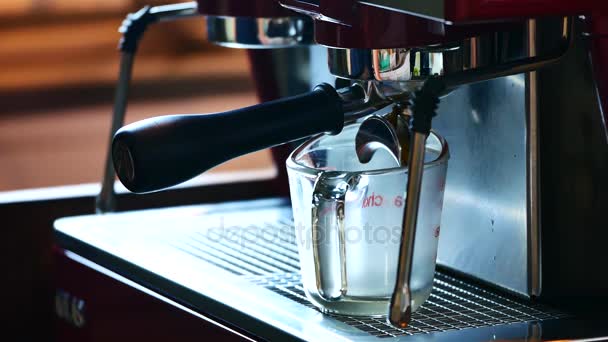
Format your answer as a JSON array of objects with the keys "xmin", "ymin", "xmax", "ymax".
[{"xmin": 54, "ymin": 198, "xmax": 608, "ymax": 341}]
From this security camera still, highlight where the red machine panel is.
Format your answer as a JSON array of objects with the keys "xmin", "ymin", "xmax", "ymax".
[
  {"xmin": 314, "ymin": 6, "xmax": 521, "ymax": 49},
  {"xmin": 54, "ymin": 248, "xmax": 249, "ymax": 342},
  {"xmin": 445, "ymin": 0, "xmax": 607, "ymax": 23},
  {"xmin": 280, "ymin": 0, "xmax": 607, "ymax": 48},
  {"xmin": 197, "ymin": 0, "xmax": 292, "ymax": 17}
]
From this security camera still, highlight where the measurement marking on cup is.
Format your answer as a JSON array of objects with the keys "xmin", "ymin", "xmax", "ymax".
[
  {"xmin": 394, "ymin": 196, "xmax": 403, "ymax": 207},
  {"xmin": 362, "ymin": 192, "xmax": 383, "ymax": 208},
  {"xmin": 361, "ymin": 194, "xmax": 406, "ymax": 208}
]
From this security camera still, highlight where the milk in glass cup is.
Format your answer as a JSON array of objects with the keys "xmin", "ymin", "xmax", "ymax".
[{"xmin": 286, "ymin": 122, "xmax": 449, "ymax": 316}]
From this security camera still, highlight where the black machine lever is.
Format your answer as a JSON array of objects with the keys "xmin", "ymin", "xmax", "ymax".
[{"xmin": 112, "ymin": 83, "xmax": 345, "ymax": 193}]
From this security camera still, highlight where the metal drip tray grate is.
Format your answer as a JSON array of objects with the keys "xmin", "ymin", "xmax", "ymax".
[{"xmin": 175, "ymin": 220, "xmax": 568, "ymax": 338}]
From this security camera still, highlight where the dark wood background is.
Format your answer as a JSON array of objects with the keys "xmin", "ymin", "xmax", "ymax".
[{"xmin": 0, "ymin": 1, "xmax": 273, "ymax": 337}]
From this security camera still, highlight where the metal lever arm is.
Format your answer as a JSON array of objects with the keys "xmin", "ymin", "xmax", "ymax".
[
  {"xmin": 389, "ymin": 78, "xmax": 445, "ymax": 328},
  {"xmin": 96, "ymin": 2, "xmax": 199, "ymax": 213}
]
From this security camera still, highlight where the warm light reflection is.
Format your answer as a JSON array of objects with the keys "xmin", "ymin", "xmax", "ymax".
[
  {"xmin": 0, "ymin": 0, "xmax": 128, "ymax": 16},
  {"xmin": 0, "ymin": 2, "xmax": 262, "ymax": 191}
]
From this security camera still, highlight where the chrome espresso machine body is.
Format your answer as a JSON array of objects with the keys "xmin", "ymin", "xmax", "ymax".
[{"xmin": 54, "ymin": 0, "xmax": 608, "ymax": 341}]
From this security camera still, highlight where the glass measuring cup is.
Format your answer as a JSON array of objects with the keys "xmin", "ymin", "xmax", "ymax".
[{"xmin": 286, "ymin": 122, "xmax": 449, "ymax": 316}]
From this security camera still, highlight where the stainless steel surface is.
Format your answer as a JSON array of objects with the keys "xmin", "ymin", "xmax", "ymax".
[
  {"xmin": 432, "ymin": 74, "xmax": 530, "ymax": 296},
  {"xmin": 390, "ymin": 133, "xmax": 428, "ymax": 327},
  {"xmin": 328, "ymin": 46, "xmax": 451, "ymax": 85},
  {"xmin": 55, "ymin": 200, "xmax": 571, "ymax": 341},
  {"xmin": 56, "ymin": 201, "xmax": 564, "ymax": 340},
  {"xmin": 430, "ymin": 19, "xmax": 576, "ymax": 297},
  {"xmin": 341, "ymin": 83, "xmax": 393, "ymax": 123},
  {"xmin": 96, "ymin": 52, "xmax": 134, "ymax": 213},
  {"xmin": 346, "ymin": 17, "xmax": 608, "ymax": 301},
  {"xmin": 355, "ymin": 115, "xmax": 401, "ymax": 164},
  {"xmin": 326, "ymin": 18, "xmax": 570, "ymax": 90},
  {"xmin": 265, "ymin": 273, "xmax": 567, "ymax": 338},
  {"xmin": 206, "ymin": 16, "xmax": 313, "ymax": 49}
]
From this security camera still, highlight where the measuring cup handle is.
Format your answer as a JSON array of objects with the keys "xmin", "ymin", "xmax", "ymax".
[{"xmin": 311, "ymin": 172, "xmax": 350, "ymax": 301}]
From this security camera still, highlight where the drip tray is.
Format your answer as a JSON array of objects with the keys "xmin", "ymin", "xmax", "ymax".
[
  {"xmin": 176, "ymin": 218, "xmax": 568, "ymax": 339},
  {"xmin": 54, "ymin": 199, "xmax": 573, "ymax": 341}
]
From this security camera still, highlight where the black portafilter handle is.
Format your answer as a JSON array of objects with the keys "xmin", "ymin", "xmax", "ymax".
[{"xmin": 112, "ymin": 83, "xmax": 345, "ymax": 193}]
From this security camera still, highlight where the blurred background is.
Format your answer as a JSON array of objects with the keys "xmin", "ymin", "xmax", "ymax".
[
  {"xmin": 1, "ymin": 1, "xmax": 277, "ymax": 337},
  {"xmin": 0, "ymin": 0, "xmax": 273, "ymax": 192}
]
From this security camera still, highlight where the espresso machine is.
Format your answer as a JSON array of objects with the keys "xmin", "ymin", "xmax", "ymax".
[{"xmin": 54, "ymin": 0, "xmax": 608, "ymax": 340}]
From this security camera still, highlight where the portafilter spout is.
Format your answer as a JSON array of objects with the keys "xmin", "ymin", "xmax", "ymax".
[{"xmin": 112, "ymin": 83, "xmax": 391, "ymax": 193}]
